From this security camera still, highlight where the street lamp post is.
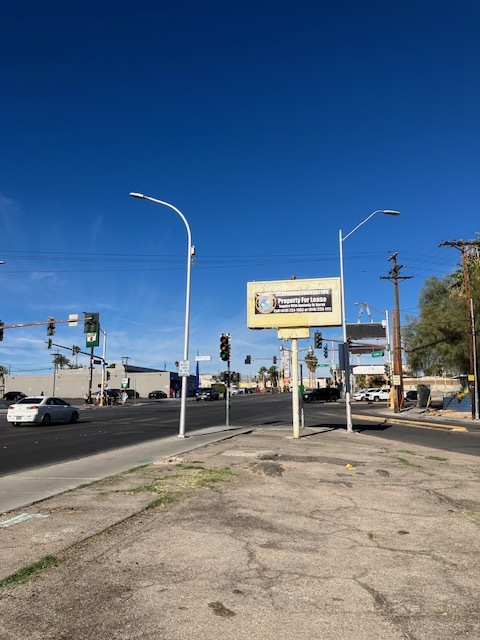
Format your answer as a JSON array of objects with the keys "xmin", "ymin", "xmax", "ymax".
[
  {"xmin": 129, "ymin": 192, "xmax": 193, "ymax": 438},
  {"xmin": 339, "ymin": 210, "xmax": 400, "ymax": 433}
]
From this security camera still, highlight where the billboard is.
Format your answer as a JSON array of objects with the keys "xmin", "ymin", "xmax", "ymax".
[
  {"xmin": 247, "ymin": 278, "xmax": 342, "ymax": 329},
  {"xmin": 346, "ymin": 323, "xmax": 386, "ymax": 340}
]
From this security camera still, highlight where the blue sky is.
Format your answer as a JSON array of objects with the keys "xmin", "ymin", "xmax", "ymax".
[{"xmin": 1, "ymin": 1, "xmax": 479, "ymax": 378}]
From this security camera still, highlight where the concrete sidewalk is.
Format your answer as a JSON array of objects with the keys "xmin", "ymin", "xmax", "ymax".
[{"xmin": 1, "ymin": 425, "xmax": 480, "ymax": 639}]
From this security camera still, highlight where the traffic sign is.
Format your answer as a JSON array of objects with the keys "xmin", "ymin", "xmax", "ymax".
[
  {"xmin": 178, "ymin": 360, "xmax": 190, "ymax": 377},
  {"xmin": 195, "ymin": 355, "xmax": 212, "ymax": 362},
  {"xmin": 317, "ymin": 363, "xmax": 329, "ymax": 367},
  {"xmin": 371, "ymin": 350, "xmax": 384, "ymax": 357},
  {"xmin": 86, "ymin": 332, "xmax": 99, "ymax": 348}
]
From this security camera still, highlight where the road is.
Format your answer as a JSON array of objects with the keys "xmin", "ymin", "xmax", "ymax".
[{"xmin": 1, "ymin": 394, "xmax": 480, "ymax": 476}]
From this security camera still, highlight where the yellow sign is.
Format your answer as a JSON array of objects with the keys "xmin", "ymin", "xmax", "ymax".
[{"xmin": 247, "ymin": 278, "xmax": 342, "ymax": 329}]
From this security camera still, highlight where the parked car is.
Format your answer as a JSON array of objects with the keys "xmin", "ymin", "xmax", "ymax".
[
  {"xmin": 229, "ymin": 388, "xmax": 245, "ymax": 395},
  {"xmin": 302, "ymin": 387, "xmax": 340, "ymax": 403},
  {"xmin": 148, "ymin": 390, "xmax": 168, "ymax": 399},
  {"xmin": 111, "ymin": 389, "xmax": 140, "ymax": 399},
  {"xmin": 352, "ymin": 388, "xmax": 377, "ymax": 401},
  {"xmin": 365, "ymin": 387, "xmax": 390, "ymax": 402},
  {"xmin": 7, "ymin": 396, "xmax": 80, "ymax": 426},
  {"xmin": 196, "ymin": 388, "xmax": 220, "ymax": 401},
  {"xmin": 3, "ymin": 391, "xmax": 27, "ymax": 403},
  {"xmin": 405, "ymin": 390, "xmax": 418, "ymax": 402}
]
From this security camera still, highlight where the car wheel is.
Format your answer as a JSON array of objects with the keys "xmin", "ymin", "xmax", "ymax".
[
  {"xmin": 331, "ymin": 396, "xmax": 337, "ymax": 402},
  {"xmin": 11, "ymin": 422, "xmax": 20, "ymax": 427},
  {"xmin": 373, "ymin": 396, "xmax": 380, "ymax": 402},
  {"xmin": 70, "ymin": 411, "xmax": 79, "ymax": 424},
  {"xmin": 41, "ymin": 413, "xmax": 52, "ymax": 426}
]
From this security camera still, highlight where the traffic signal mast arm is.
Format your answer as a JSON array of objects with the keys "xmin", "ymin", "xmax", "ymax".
[
  {"xmin": 0, "ymin": 317, "xmax": 82, "ymax": 331},
  {"xmin": 46, "ymin": 340, "xmax": 106, "ymax": 360}
]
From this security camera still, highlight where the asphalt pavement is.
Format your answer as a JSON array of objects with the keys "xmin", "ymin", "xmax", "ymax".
[{"xmin": 1, "ymin": 406, "xmax": 480, "ymax": 639}]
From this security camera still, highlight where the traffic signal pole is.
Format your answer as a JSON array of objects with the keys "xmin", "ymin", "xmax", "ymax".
[{"xmin": 226, "ymin": 359, "xmax": 231, "ymax": 427}]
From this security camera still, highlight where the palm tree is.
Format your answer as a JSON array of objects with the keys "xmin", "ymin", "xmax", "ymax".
[
  {"xmin": 267, "ymin": 366, "xmax": 279, "ymax": 391},
  {"xmin": 304, "ymin": 353, "xmax": 318, "ymax": 387},
  {"xmin": 258, "ymin": 366, "xmax": 268, "ymax": 392},
  {"xmin": 52, "ymin": 354, "xmax": 71, "ymax": 369}
]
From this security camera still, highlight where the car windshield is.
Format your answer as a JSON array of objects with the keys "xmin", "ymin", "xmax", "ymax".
[{"xmin": 16, "ymin": 397, "xmax": 43, "ymax": 404}]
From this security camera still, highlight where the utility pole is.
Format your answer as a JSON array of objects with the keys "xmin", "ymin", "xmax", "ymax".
[
  {"xmin": 53, "ymin": 351, "xmax": 59, "ymax": 396},
  {"xmin": 440, "ymin": 239, "xmax": 480, "ymax": 419},
  {"xmin": 380, "ymin": 253, "xmax": 412, "ymax": 412}
]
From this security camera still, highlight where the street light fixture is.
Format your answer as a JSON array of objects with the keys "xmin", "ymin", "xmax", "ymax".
[
  {"xmin": 129, "ymin": 192, "xmax": 193, "ymax": 438},
  {"xmin": 339, "ymin": 209, "xmax": 400, "ymax": 433}
]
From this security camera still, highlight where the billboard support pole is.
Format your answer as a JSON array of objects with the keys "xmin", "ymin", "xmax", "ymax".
[{"xmin": 292, "ymin": 338, "xmax": 300, "ymax": 439}]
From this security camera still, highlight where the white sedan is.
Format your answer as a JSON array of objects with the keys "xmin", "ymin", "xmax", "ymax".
[
  {"xmin": 7, "ymin": 396, "xmax": 80, "ymax": 426},
  {"xmin": 352, "ymin": 388, "xmax": 377, "ymax": 401}
]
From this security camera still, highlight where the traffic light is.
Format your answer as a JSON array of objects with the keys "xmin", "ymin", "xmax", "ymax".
[
  {"xmin": 384, "ymin": 363, "xmax": 390, "ymax": 377},
  {"xmin": 273, "ymin": 356, "xmax": 277, "ymax": 364},
  {"xmin": 47, "ymin": 338, "xmax": 52, "ymax": 349},
  {"xmin": 245, "ymin": 355, "xmax": 251, "ymax": 364},
  {"xmin": 106, "ymin": 371, "xmax": 111, "ymax": 381},
  {"xmin": 314, "ymin": 332, "xmax": 322, "ymax": 349},
  {"xmin": 346, "ymin": 337, "xmax": 352, "ymax": 351},
  {"xmin": 84, "ymin": 312, "xmax": 100, "ymax": 334},
  {"xmin": 220, "ymin": 334, "xmax": 230, "ymax": 361},
  {"xmin": 72, "ymin": 345, "xmax": 81, "ymax": 356},
  {"xmin": 46, "ymin": 317, "xmax": 55, "ymax": 336},
  {"xmin": 323, "ymin": 345, "xmax": 328, "ymax": 358},
  {"xmin": 0, "ymin": 320, "xmax": 3, "ymax": 342}
]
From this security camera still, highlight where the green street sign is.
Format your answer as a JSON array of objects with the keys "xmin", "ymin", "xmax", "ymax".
[
  {"xmin": 371, "ymin": 350, "xmax": 384, "ymax": 357},
  {"xmin": 317, "ymin": 363, "xmax": 329, "ymax": 367}
]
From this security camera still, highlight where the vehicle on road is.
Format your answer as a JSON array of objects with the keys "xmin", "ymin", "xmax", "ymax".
[
  {"xmin": 405, "ymin": 390, "xmax": 418, "ymax": 402},
  {"xmin": 229, "ymin": 388, "xmax": 245, "ymax": 395},
  {"xmin": 365, "ymin": 387, "xmax": 390, "ymax": 402},
  {"xmin": 196, "ymin": 388, "xmax": 220, "ymax": 401},
  {"xmin": 148, "ymin": 390, "xmax": 168, "ymax": 399},
  {"xmin": 302, "ymin": 387, "xmax": 340, "ymax": 403},
  {"xmin": 3, "ymin": 391, "xmax": 27, "ymax": 403},
  {"xmin": 352, "ymin": 388, "xmax": 377, "ymax": 401},
  {"xmin": 7, "ymin": 396, "xmax": 80, "ymax": 426},
  {"xmin": 111, "ymin": 388, "xmax": 140, "ymax": 399}
]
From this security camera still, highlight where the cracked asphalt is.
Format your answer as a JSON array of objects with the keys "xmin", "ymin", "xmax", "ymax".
[{"xmin": 1, "ymin": 425, "xmax": 480, "ymax": 639}]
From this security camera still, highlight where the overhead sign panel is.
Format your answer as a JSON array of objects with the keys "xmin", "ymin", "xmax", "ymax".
[
  {"xmin": 247, "ymin": 278, "xmax": 341, "ymax": 329},
  {"xmin": 346, "ymin": 323, "xmax": 386, "ymax": 340},
  {"xmin": 350, "ymin": 344, "xmax": 385, "ymax": 355}
]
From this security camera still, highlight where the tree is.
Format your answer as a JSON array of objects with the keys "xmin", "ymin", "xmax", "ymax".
[
  {"xmin": 52, "ymin": 354, "xmax": 71, "ymax": 370},
  {"xmin": 258, "ymin": 366, "xmax": 268, "ymax": 392},
  {"xmin": 304, "ymin": 352, "xmax": 318, "ymax": 387},
  {"xmin": 267, "ymin": 366, "xmax": 279, "ymax": 391},
  {"xmin": 403, "ymin": 255, "xmax": 480, "ymax": 376}
]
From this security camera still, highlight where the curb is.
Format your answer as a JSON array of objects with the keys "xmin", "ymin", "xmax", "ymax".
[{"xmin": 352, "ymin": 412, "xmax": 468, "ymax": 432}]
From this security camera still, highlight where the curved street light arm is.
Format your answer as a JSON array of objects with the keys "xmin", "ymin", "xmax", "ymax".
[{"xmin": 129, "ymin": 192, "xmax": 193, "ymax": 438}]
